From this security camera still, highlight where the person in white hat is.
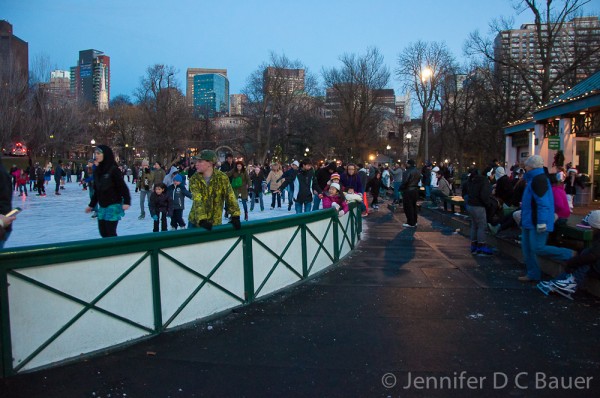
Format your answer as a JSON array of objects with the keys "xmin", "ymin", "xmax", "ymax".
[
  {"xmin": 538, "ymin": 210, "xmax": 600, "ymax": 299},
  {"xmin": 322, "ymin": 182, "xmax": 349, "ymax": 217}
]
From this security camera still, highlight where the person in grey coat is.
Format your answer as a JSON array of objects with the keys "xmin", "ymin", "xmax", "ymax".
[{"xmin": 390, "ymin": 163, "xmax": 404, "ymax": 204}]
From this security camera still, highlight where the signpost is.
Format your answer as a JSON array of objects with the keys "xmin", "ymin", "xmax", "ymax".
[{"xmin": 548, "ymin": 135, "xmax": 561, "ymax": 151}]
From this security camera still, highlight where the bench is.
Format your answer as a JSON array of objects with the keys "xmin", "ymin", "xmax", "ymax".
[
  {"xmin": 442, "ymin": 196, "xmax": 466, "ymax": 214},
  {"xmin": 554, "ymin": 223, "xmax": 594, "ymax": 249}
]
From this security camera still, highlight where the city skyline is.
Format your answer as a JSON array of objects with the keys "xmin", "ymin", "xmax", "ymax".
[{"xmin": 2, "ymin": 0, "xmax": 598, "ymax": 101}]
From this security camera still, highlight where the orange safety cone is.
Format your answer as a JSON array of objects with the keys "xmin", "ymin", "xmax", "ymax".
[{"xmin": 363, "ymin": 192, "xmax": 369, "ymax": 213}]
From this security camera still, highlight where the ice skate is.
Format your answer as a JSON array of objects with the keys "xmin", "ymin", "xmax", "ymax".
[
  {"xmin": 550, "ymin": 275, "xmax": 577, "ymax": 300},
  {"xmin": 536, "ymin": 281, "xmax": 555, "ymax": 296}
]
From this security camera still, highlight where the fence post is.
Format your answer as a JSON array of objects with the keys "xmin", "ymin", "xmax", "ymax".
[
  {"xmin": 333, "ymin": 213, "xmax": 340, "ymax": 262},
  {"xmin": 150, "ymin": 248, "xmax": 163, "ymax": 333},
  {"xmin": 301, "ymin": 224, "xmax": 308, "ymax": 278},
  {"xmin": 243, "ymin": 234, "xmax": 255, "ymax": 303},
  {"xmin": 0, "ymin": 268, "xmax": 12, "ymax": 377}
]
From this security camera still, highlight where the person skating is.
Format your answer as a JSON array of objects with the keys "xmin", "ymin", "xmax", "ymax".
[
  {"xmin": 149, "ymin": 182, "xmax": 173, "ymax": 232},
  {"xmin": 85, "ymin": 145, "xmax": 131, "ymax": 238},
  {"xmin": 188, "ymin": 150, "xmax": 241, "ymax": 231},
  {"xmin": 168, "ymin": 174, "xmax": 192, "ymax": 230}
]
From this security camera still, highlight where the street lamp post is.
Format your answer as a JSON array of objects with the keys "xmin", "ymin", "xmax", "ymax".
[
  {"xmin": 386, "ymin": 144, "xmax": 392, "ymax": 164},
  {"xmin": 421, "ymin": 67, "xmax": 433, "ymax": 163},
  {"xmin": 90, "ymin": 139, "xmax": 96, "ymax": 160},
  {"xmin": 405, "ymin": 133, "xmax": 412, "ymax": 162}
]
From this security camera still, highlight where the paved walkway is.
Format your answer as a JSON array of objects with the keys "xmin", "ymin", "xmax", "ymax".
[{"xmin": 2, "ymin": 204, "xmax": 600, "ymax": 397}]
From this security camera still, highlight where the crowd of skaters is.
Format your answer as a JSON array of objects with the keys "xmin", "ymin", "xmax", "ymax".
[{"xmin": 2, "ymin": 148, "xmax": 598, "ymax": 300}]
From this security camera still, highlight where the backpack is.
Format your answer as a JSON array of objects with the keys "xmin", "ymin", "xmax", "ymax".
[{"xmin": 231, "ymin": 175, "xmax": 243, "ymax": 189}]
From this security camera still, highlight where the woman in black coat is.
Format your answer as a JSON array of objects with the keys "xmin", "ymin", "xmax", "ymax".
[
  {"xmin": 85, "ymin": 145, "xmax": 131, "ymax": 238},
  {"xmin": 366, "ymin": 171, "xmax": 382, "ymax": 209}
]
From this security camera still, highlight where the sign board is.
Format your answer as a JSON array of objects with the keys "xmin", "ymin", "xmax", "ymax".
[
  {"xmin": 548, "ymin": 135, "xmax": 561, "ymax": 150},
  {"xmin": 80, "ymin": 64, "xmax": 92, "ymax": 78}
]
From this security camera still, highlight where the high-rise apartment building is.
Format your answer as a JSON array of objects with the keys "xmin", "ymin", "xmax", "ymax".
[
  {"xmin": 494, "ymin": 16, "xmax": 600, "ymax": 104},
  {"xmin": 395, "ymin": 93, "xmax": 411, "ymax": 122},
  {"xmin": 186, "ymin": 68, "xmax": 229, "ymax": 117},
  {"xmin": 0, "ymin": 20, "xmax": 28, "ymax": 84},
  {"xmin": 70, "ymin": 49, "xmax": 110, "ymax": 110},
  {"xmin": 263, "ymin": 67, "xmax": 305, "ymax": 96}
]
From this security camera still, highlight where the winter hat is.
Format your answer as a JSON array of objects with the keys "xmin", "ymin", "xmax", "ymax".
[
  {"xmin": 173, "ymin": 174, "xmax": 183, "ymax": 183},
  {"xmin": 495, "ymin": 167, "xmax": 506, "ymax": 179},
  {"xmin": 330, "ymin": 182, "xmax": 341, "ymax": 192},
  {"xmin": 330, "ymin": 173, "xmax": 341, "ymax": 180},
  {"xmin": 292, "ymin": 160, "xmax": 300, "ymax": 167},
  {"xmin": 586, "ymin": 210, "xmax": 600, "ymax": 229},
  {"xmin": 192, "ymin": 149, "xmax": 217, "ymax": 163}
]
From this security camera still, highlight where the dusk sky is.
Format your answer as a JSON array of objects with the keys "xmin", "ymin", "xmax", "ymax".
[{"xmin": 3, "ymin": 0, "xmax": 598, "ymax": 100}]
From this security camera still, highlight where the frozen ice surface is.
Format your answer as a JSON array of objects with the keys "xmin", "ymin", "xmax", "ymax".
[{"xmin": 5, "ymin": 180, "xmax": 300, "ymax": 249}]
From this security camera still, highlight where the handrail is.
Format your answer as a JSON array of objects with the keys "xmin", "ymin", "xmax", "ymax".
[{"xmin": 0, "ymin": 205, "xmax": 362, "ymax": 376}]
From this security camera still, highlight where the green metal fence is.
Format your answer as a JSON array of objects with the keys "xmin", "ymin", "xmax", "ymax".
[{"xmin": 0, "ymin": 206, "xmax": 361, "ymax": 376}]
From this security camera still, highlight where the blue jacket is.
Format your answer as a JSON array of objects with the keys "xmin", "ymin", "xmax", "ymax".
[
  {"xmin": 168, "ymin": 183, "xmax": 192, "ymax": 210},
  {"xmin": 521, "ymin": 168, "xmax": 555, "ymax": 231}
]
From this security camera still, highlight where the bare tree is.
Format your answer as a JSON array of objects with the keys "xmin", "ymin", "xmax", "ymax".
[
  {"xmin": 135, "ymin": 64, "xmax": 192, "ymax": 164},
  {"xmin": 242, "ymin": 52, "xmax": 319, "ymax": 164},
  {"xmin": 0, "ymin": 55, "xmax": 28, "ymax": 148},
  {"xmin": 29, "ymin": 53, "xmax": 55, "ymax": 86},
  {"xmin": 109, "ymin": 95, "xmax": 144, "ymax": 164},
  {"xmin": 25, "ymin": 85, "xmax": 86, "ymax": 162},
  {"xmin": 465, "ymin": 0, "xmax": 597, "ymax": 106},
  {"xmin": 322, "ymin": 47, "xmax": 391, "ymax": 162},
  {"xmin": 396, "ymin": 41, "xmax": 454, "ymax": 164}
]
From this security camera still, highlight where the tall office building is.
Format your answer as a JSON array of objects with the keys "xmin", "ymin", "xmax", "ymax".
[
  {"xmin": 0, "ymin": 20, "xmax": 28, "ymax": 85},
  {"xmin": 263, "ymin": 67, "xmax": 305, "ymax": 96},
  {"xmin": 186, "ymin": 68, "xmax": 229, "ymax": 117},
  {"xmin": 494, "ymin": 16, "xmax": 600, "ymax": 104},
  {"xmin": 70, "ymin": 49, "xmax": 110, "ymax": 110}
]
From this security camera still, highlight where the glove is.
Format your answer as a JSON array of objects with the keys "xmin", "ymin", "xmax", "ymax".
[
  {"xmin": 536, "ymin": 223, "xmax": 547, "ymax": 233},
  {"xmin": 338, "ymin": 210, "xmax": 345, "ymax": 217},
  {"xmin": 231, "ymin": 216, "xmax": 241, "ymax": 230},
  {"xmin": 331, "ymin": 202, "xmax": 340, "ymax": 210},
  {"xmin": 199, "ymin": 220, "xmax": 213, "ymax": 230},
  {"xmin": 152, "ymin": 215, "xmax": 158, "ymax": 221}
]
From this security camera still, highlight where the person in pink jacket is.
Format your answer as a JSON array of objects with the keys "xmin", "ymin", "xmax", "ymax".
[
  {"xmin": 322, "ymin": 182, "xmax": 349, "ymax": 216},
  {"xmin": 550, "ymin": 173, "xmax": 570, "ymax": 224}
]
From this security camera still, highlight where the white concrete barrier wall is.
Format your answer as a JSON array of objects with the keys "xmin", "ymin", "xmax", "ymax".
[{"xmin": 1, "ymin": 207, "xmax": 361, "ymax": 374}]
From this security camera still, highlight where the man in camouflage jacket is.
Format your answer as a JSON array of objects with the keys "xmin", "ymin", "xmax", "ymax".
[{"xmin": 188, "ymin": 150, "xmax": 241, "ymax": 230}]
